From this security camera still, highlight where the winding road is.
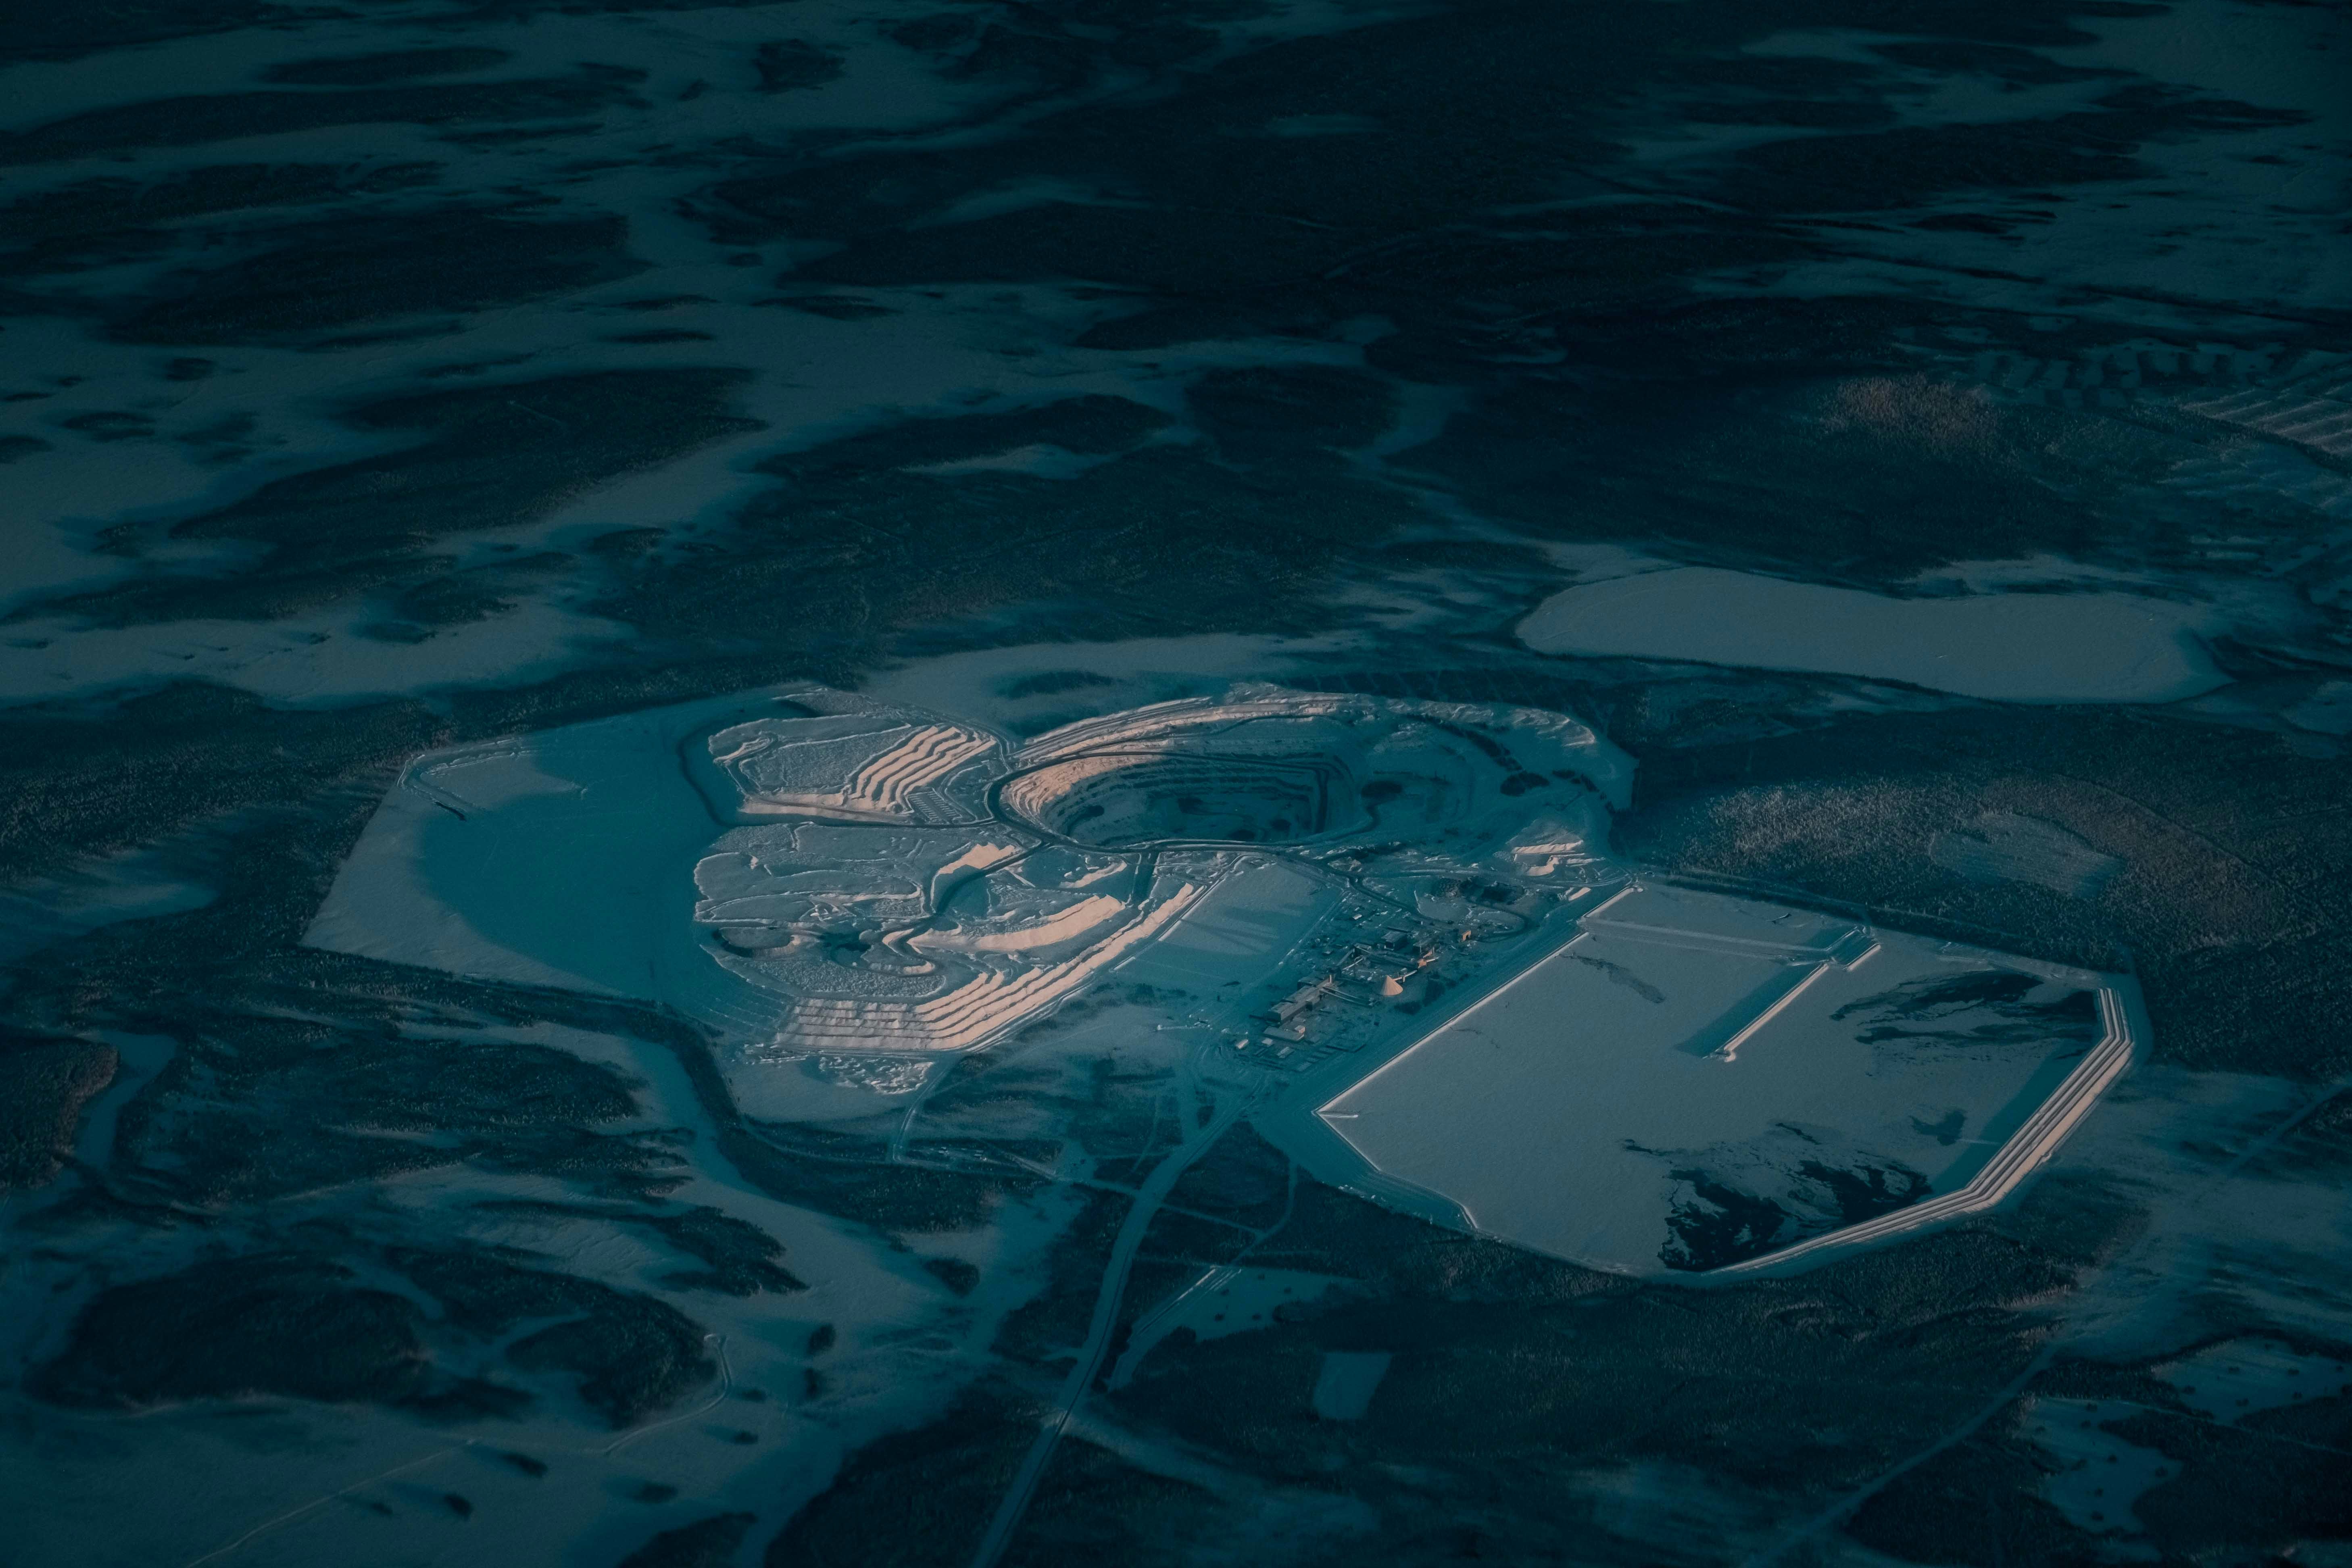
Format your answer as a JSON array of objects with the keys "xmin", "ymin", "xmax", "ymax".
[{"xmin": 966, "ymin": 1051, "xmax": 1261, "ymax": 1568}]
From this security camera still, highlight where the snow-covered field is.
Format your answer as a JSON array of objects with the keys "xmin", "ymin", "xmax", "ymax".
[{"xmin": 1320, "ymin": 883, "xmax": 2134, "ymax": 1275}]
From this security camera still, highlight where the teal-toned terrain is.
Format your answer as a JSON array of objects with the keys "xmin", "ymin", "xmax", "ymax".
[{"xmin": 3, "ymin": 1, "xmax": 2351, "ymax": 1563}]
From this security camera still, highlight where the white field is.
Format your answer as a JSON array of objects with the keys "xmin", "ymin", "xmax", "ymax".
[
  {"xmin": 2153, "ymin": 1337, "xmax": 2352, "ymax": 1422},
  {"xmin": 1518, "ymin": 567, "xmax": 2225, "ymax": 703},
  {"xmin": 2025, "ymin": 1397, "xmax": 2176, "ymax": 1541},
  {"xmin": 1319, "ymin": 884, "xmax": 2125, "ymax": 1276}
]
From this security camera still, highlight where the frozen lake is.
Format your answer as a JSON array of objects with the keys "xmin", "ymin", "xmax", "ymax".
[
  {"xmin": 1518, "ymin": 567, "xmax": 2225, "ymax": 703},
  {"xmin": 1318, "ymin": 884, "xmax": 2127, "ymax": 1274}
]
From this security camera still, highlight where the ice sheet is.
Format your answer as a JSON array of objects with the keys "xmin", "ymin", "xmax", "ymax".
[
  {"xmin": 1520, "ymin": 567, "xmax": 2225, "ymax": 703},
  {"xmin": 1320, "ymin": 884, "xmax": 2124, "ymax": 1274}
]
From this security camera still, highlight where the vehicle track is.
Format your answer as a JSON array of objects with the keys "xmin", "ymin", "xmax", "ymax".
[{"xmin": 966, "ymin": 1054, "xmax": 1260, "ymax": 1568}]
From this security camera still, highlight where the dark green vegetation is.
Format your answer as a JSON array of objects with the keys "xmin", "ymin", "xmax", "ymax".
[
  {"xmin": 1121, "ymin": 1176, "xmax": 2073, "ymax": 1534},
  {"xmin": 0, "ymin": 0, "xmax": 299, "ymax": 67},
  {"xmin": 35, "ymin": 1255, "xmax": 434, "ymax": 1409},
  {"xmin": 112, "ymin": 207, "xmax": 644, "ymax": 344},
  {"xmin": 1616, "ymin": 706, "xmax": 2352, "ymax": 1079},
  {"xmin": 753, "ymin": 40, "xmax": 842, "ymax": 94},
  {"xmin": 1849, "ymin": 1347, "xmax": 2352, "ymax": 1566},
  {"xmin": 262, "ymin": 48, "xmax": 512, "ymax": 87},
  {"xmin": 0, "ymin": 682, "xmax": 442, "ymax": 877},
  {"xmin": 924, "ymin": 1256, "xmax": 981, "ymax": 1295},
  {"xmin": 608, "ymin": 377, "xmax": 1415, "ymax": 654},
  {"xmin": 1103, "ymin": 1124, "xmax": 1292, "ymax": 1360},
  {"xmin": 471, "ymin": 1200, "xmax": 808, "ymax": 1294},
  {"xmin": 707, "ymin": 1076, "xmax": 2352, "ymax": 1565},
  {"xmin": 771, "ymin": 1389, "xmax": 1220, "ymax": 1568},
  {"xmin": 0, "ymin": 162, "xmax": 442, "ymax": 277},
  {"xmin": 391, "ymin": 1247, "xmax": 715, "ymax": 1427},
  {"xmin": 11, "ymin": 0, "xmax": 2335, "ymax": 692},
  {"xmin": 57, "ymin": 368, "xmax": 759, "ymax": 628},
  {"xmin": 0, "ymin": 760, "xmax": 760, "ymax": 1435},
  {"xmin": 0, "ymin": 69, "xmax": 640, "ymax": 165},
  {"xmin": 1853, "ymin": 1382, "xmax": 2352, "ymax": 1568},
  {"xmin": 0, "ymin": 1031, "xmax": 114, "ymax": 1192},
  {"xmin": 33, "ymin": 1244, "xmax": 715, "ymax": 1426},
  {"xmin": 994, "ymin": 1438, "xmax": 1220, "ymax": 1568},
  {"xmin": 722, "ymin": 1120, "xmax": 1019, "ymax": 1235},
  {"xmin": 992, "ymin": 1187, "xmax": 1129, "ymax": 1371},
  {"xmin": 778, "ymin": 1121, "xmax": 2153, "ymax": 1565},
  {"xmin": 766, "ymin": 1385, "xmax": 1049, "ymax": 1567},
  {"xmin": 112, "ymin": 1022, "xmax": 666, "ymax": 1206},
  {"xmin": 616, "ymin": 1511, "xmax": 757, "ymax": 1568},
  {"xmin": 680, "ymin": 0, "xmax": 2340, "ymax": 598}
]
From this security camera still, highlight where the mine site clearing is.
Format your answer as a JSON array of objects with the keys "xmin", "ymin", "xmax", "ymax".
[
  {"xmin": 310, "ymin": 681, "xmax": 2137, "ymax": 1280},
  {"xmin": 308, "ymin": 680, "xmax": 1622, "ymax": 1061}
]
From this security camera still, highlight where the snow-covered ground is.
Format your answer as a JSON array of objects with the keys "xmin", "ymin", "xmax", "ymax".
[{"xmin": 1320, "ymin": 883, "xmax": 2133, "ymax": 1276}]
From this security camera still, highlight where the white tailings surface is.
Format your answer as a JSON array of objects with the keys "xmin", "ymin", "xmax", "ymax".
[{"xmin": 1320, "ymin": 884, "xmax": 2136, "ymax": 1276}]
